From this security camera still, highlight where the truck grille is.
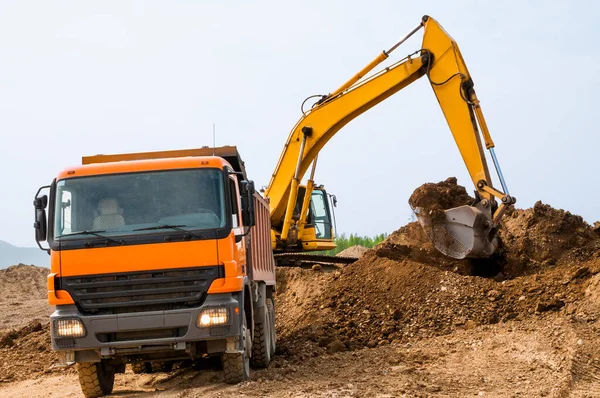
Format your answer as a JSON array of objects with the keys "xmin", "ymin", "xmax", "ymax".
[{"xmin": 59, "ymin": 266, "xmax": 224, "ymax": 315}]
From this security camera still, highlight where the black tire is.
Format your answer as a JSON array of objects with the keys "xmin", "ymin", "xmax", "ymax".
[
  {"xmin": 150, "ymin": 361, "xmax": 173, "ymax": 373},
  {"xmin": 222, "ymin": 313, "xmax": 251, "ymax": 384},
  {"xmin": 76, "ymin": 361, "xmax": 115, "ymax": 398},
  {"xmin": 251, "ymin": 303, "xmax": 272, "ymax": 368},
  {"xmin": 267, "ymin": 298, "xmax": 276, "ymax": 355}
]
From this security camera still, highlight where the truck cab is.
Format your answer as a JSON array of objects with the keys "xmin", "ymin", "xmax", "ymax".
[{"xmin": 34, "ymin": 146, "xmax": 276, "ymax": 398}]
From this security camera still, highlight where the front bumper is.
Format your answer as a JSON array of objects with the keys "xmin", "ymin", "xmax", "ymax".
[{"xmin": 50, "ymin": 293, "xmax": 241, "ymax": 358}]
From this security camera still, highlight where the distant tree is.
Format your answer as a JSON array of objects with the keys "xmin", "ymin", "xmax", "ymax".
[{"xmin": 320, "ymin": 232, "xmax": 388, "ymax": 256}]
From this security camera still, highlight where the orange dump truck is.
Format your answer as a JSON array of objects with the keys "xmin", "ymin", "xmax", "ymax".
[{"xmin": 33, "ymin": 146, "xmax": 276, "ymax": 398}]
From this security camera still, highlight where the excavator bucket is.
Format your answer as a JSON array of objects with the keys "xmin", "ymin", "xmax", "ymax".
[{"xmin": 414, "ymin": 205, "xmax": 498, "ymax": 259}]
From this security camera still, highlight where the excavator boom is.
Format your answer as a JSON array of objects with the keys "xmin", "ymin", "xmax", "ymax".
[{"xmin": 265, "ymin": 16, "xmax": 515, "ymax": 259}]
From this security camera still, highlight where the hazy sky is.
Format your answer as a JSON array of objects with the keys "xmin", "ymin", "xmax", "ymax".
[{"xmin": 1, "ymin": 1, "xmax": 599, "ymax": 247}]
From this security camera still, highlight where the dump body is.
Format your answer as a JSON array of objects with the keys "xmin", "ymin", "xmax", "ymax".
[
  {"xmin": 250, "ymin": 193, "xmax": 276, "ymax": 284},
  {"xmin": 37, "ymin": 146, "xmax": 276, "ymax": 394}
]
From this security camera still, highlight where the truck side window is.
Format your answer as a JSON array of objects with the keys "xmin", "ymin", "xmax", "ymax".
[
  {"xmin": 60, "ymin": 190, "xmax": 72, "ymax": 234},
  {"xmin": 229, "ymin": 178, "xmax": 240, "ymax": 228}
]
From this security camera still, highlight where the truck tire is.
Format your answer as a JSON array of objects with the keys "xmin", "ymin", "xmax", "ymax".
[
  {"xmin": 222, "ymin": 313, "xmax": 251, "ymax": 384},
  {"xmin": 251, "ymin": 302, "xmax": 271, "ymax": 368},
  {"xmin": 150, "ymin": 361, "xmax": 174, "ymax": 373},
  {"xmin": 267, "ymin": 298, "xmax": 276, "ymax": 355},
  {"xmin": 76, "ymin": 361, "xmax": 115, "ymax": 398}
]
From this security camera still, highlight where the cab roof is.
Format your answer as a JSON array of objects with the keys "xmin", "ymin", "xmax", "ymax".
[{"xmin": 57, "ymin": 146, "xmax": 248, "ymax": 180}]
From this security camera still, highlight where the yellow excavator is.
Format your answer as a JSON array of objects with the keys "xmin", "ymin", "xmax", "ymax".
[{"xmin": 265, "ymin": 15, "xmax": 516, "ymax": 264}]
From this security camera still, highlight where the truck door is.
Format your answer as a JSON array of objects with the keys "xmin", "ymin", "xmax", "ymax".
[{"xmin": 310, "ymin": 189, "xmax": 333, "ymax": 239}]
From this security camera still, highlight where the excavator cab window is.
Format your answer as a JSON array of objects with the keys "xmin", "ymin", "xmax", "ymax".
[{"xmin": 310, "ymin": 189, "xmax": 333, "ymax": 239}]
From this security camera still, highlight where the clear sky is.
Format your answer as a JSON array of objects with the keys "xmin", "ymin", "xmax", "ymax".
[{"xmin": 1, "ymin": 1, "xmax": 598, "ymax": 247}]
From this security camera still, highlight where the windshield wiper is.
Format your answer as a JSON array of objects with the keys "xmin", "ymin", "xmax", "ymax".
[
  {"xmin": 133, "ymin": 224, "xmax": 205, "ymax": 240},
  {"xmin": 133, "ymin": 224, "xmax": 188, "ymax": 232},
  {"xmin": 56, "ymin": 230, "xmax": 124, "ymax": 246}
]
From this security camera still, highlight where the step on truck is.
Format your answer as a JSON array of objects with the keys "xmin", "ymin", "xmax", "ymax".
[{"xmin": 33, "ymin": 146, "xmax": 277, "ymax": 398}]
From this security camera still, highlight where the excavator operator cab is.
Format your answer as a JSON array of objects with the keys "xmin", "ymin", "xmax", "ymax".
[
  {"xmin": 308, "ymin": 187, "xmax": 333, "ymax": 240},
  {"xmin": 292, "ymin": 184, "xmax": 336, "ymax": 245}
]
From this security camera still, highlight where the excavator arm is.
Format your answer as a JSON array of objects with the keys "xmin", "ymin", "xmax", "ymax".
[{"xmin": 265, "ymin": 15, "xmax": 516, "ymax": 259}]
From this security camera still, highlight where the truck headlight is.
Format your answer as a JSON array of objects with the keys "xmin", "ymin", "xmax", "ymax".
[
  {"xmin": 196, "ymin": 307, "xmax": 229, "ymax": 327},
  {"xmin": 55, "ymin": 318, "xmax": 86, "ymax": 338}
]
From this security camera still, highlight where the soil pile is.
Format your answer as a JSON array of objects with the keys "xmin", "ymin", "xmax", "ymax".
[
  {"xmin": 274, "ymin": 178, "xmax": 600, "ymax": 358},
  {"xmin": 336, "ymin": 245, "xmax": 369, "ymax": 258},
  {"xmin": 0, "ymin": 264, "xmax": 49, "ymax": 300},
  {"xmin": 0, "ymin": 264, "xmax": 51, "ymax": 332},
  {"xmin": 0, "ymin": 265, "xmax": 61, "ymax": 383},
  {"xmin": 499, "ymin": 201, "xmax": 599, "ymax": 274},
  {"xmin": 0, "ymin": 321, "xmax": 68, "ymax": 383},
  {"xmin": 408, "ymin": 176, "xmax": 473, "ymax": 212}
]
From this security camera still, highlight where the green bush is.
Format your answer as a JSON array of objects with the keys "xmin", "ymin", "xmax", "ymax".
[{"xmin": 320, "ymin": 233, "xmax": 388, "ymax": 256}]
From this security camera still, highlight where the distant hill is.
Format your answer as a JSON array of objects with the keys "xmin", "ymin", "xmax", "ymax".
[{"xmin": 0, "ymin": 240, "xmax": 49, "ymax": 269}]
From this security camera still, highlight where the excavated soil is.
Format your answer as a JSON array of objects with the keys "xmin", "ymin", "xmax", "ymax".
[
  {"xmin": 408, "ymin": 176, "xmax": 474, "ymax": 212},
  {"xmin": 0, "ymin": 264, "xmax": 51, "ymax": 332},
  {"xmin": 0, "ymin": 265, "xmax": 64, "ymax": 383},
  {"xmin": 1, "ymin": 178, "xmax": 600, "ymax": 397},
  {"xmin": 336, "ymin": 245, "xmax": 369, "ymax": 258}
]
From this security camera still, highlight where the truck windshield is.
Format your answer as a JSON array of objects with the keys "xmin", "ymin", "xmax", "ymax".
[{"xmin": 53, "ymin": 168, "xmax": 226, "ymax": 239}]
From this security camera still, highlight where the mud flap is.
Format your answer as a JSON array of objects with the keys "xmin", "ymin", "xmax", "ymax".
[{"xmin": 415, "ymin": 204, "xmax": 497, "ymax": 259}]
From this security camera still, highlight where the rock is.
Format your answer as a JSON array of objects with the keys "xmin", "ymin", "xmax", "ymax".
[
  {"xmin": 427, "ymin": 385, "xmax": 442, "ymax": 393},
  {"xmin": 312, "ymin": 264, "xmax": 322, "ymax": 271},
  {"xmin": 570, "ymin": 266, "xmax": 590, "ymax": 280},
  {"xmin": 382, "ymin": 326, "xmax": 395, "ymax": 336},
  {"xmin": 392, "ymin": 309, "xmax": 402, "ymax": 320},
  {"xmin": 518, "ymin": 296, "xmax": 526, "ymax": 301},
  {"xmin": 366, "ymin": 340, "xmax": 378, "ymax": 348},
  {"xmin": 378, "ymin": 339, "xmax": 390, "ymax": 346},
  {"xmin": 317, "ymin": 337, "xmax": 333, "ymax": 348},
  {"xmin": 326, "ymin": 339, "xmax": 346, "ymax": 354},
  {"xmin": 487, "ymin": 290, "xmax": 500, "ymax": 301}
]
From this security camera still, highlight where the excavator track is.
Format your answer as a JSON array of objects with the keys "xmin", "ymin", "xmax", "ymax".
[{"xmin": 274, "ymin": 253, "xmax": 358, "ymax": 267}]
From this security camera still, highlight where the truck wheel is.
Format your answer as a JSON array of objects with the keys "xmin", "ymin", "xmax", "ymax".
[
  {"xmin": 251, "ymin": 303, "xmax": 272, "ymax": 368},
  {"xmin": 267, "ymin": 298, "xmax": 276, "ymax": 355},
  {"xmin": 222, "ymin": 313, "xmax": 251, "ymax": 384},
  {"xmin": 150, "ymin": 361, "xmax": 174, "ymax": 373},
  {"xmin": 76, "ymin": 361, "xmax": 115, "ymax": 398}
]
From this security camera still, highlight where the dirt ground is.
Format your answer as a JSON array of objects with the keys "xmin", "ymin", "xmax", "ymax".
[
  {"xmin": 0, "ymin": 264, "xmax": 52, "ymax": 333},
  {"xmin": 1, "ymin": 178, "xmax": 600, "ymax": 397}
]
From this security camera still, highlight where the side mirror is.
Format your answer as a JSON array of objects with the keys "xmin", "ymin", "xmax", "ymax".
[
  {"xmin": 33, "ymin": 194, "xmax": 48, "ymax": 243},
  {"xmin": 331, "ymin": 194, "xmax": 338, "ymax": 208},
  {"xmin": 33, "ymin": 185, "xmax": 51, "ymax": 252},
  {"xmin": 241, "ymin": 180, "xmax": 256, "ymax": 228}
]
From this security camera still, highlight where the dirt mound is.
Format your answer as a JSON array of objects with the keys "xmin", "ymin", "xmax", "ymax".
[
  {"xmin": 499, "ymin": 201, "xmax": 598, "ymax": 272},
  {"xmin": 274, "ymin": 178, "xmax": 600, "ymax": 358},
  {"xmin": 0, "ymin": 321, "xmax": 69, "ymax": 383},
  {"xmin": 408, "ymin": 176, "xmax": 473, "ymax": 211},
  {"xmin": 0, "ymin": 264, "xmax": 51, "ymax": 332},
  {"xmin": 0, "ymin": 264, "xmax": 49, "ymax": 301},
  {"xmin": 336, "ymin": 245, "xmax": 369, "ymax": 258}
]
